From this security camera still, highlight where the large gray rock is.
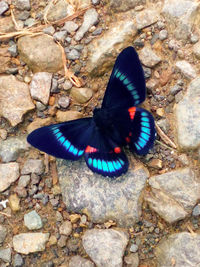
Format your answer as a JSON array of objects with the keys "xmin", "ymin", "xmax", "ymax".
[
  {"xmin": 57, "ymin": 158, "xmax": 148, "ymax": 227},
  {"xmin": 18, "ymin": 35, "xmax": 63, "ymax": 73},
  {"xmin": 175, "ymin": 76, "xmax": 200, "ymax": 149},
  {"xmin": 155, "ymin": 232, "xmax": 200, "ymax": 267},
  {"xmin": 136, "ymin": 8, "xmax": 160, "ymax": 30},
  {"xmin": 0, "ymin": 75, "xmax": 35, "ymax": 126},
  {"xmin": 109, "ymin": 0, "xmax": 146, "ymax": 12},
  {"xmin": 82, "ymin": 229, "xmax": 129, "ymax": 267},
  {"xmin": 145, "ymin": 168, "xmax": 200, "ymax": 223},
  {"xmin": 86, "ymin": 13, "xmax": 137, "ymax": 76}
]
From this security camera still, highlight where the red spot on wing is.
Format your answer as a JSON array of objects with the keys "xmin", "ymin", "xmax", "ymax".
[
  {"xmin": 126, "ymin": 137, "xmax": 131, "ymax": 143},
  {"xmin": 114, "ymin": 147, "xmax": 121, "ymax": 154},
  {"xmin": 128, "ymin": 107, "xmax": 136, "ymax": 120},
  {"xmin": 129, "ymin": 132, "xmax": 132, "ymax": 137},
  {"xmin": 85, "ymin": 145, "xmax": 97, "ymax": 153}
]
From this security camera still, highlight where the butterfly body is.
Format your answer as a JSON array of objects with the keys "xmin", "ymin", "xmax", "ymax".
[{"xmin": 27, "ymin": 47, "xmax": 156, "ymax": 178}]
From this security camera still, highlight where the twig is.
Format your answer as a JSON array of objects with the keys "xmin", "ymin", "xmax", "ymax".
[
  {"xmin": 44, "ymin": 153, "xmax": 49, "ymax": 174},
  {"xmin": 51, "ymin": 161, "xmax": 58, "ymax": 185},
  {"xmin": 11, "ymin": 8, "xmax": 20, "ymax": 31},
  {"xmin": 155, "ymin": 122, "xmax": 177, "ymax": 149},
  {"xmin": 0, "ymin": 211, "xmax": 11, "ymax": 217},
  {"xmin": 155, "ymin": 140, "xmax": 175, "ymax": 152}
]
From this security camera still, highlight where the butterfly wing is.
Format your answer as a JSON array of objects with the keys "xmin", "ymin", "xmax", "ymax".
[
  {"xmin": 102, "ymin": 46, "xmax": 146, "ymax": 109},
  {"xmin": 113, "ymin": 107, "xmax": 156, "ymax": 155},
  {"xmin": 27, "ymin": 118, "xmax": 93, "ymax": 160}
]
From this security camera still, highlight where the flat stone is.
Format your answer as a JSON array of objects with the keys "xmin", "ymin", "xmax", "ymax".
[
  {"xmin": 13, "ymin": 0, "xmax": 30, "ymax": 10},
  {"xmin": 192, "ymin": 204, "xmax": 200, "ymax": 217},
  {"xmin": 58, "ymin": 159, "xmax": 148, "ymax": 227},
  {"xmin": 136, "ymin": 8, "xmax": 160, "ymax": 30},
  {"xmin": 155, "ymin": 232, "xmax": 200, "ymax": 267},
  {"xmin": 0, "ymin": 1, "xmax": 9, "ymax": 15},
  {"xmin": 43, "ymin": 25, "xmax": 55, "ymax": 35},
  {"xmin": 18, "ymin": 175, "xmax": 30, "ymax": 188},
  {"xmin": 0, "ymin": 248, "xmax": 12, "ymax": 263},
  {"xmin": 30, "ymin": 72, "xmax": 52, "ymax": 105},
  {"xmin": 62, "ymin": 21, "xmax": 79, "ymax": 33},
  {"xmin": 0, "ymin": 75, "xmax": 35, "ymax": 126},
  {"xmin": 21, "ymin": 159, "xmax": 44, "ymax": 175},
  {"xmin": 86, "ymin": 14, "xmax": 137, "ymax": 75},
  {"xmin": 139, "ymin": 47, "xmax": 161, "ymax": 68},
  {"xmin": 0, "ymin": 162, "xmax": 19, "ymax": 192},
  {"xmin": 109, "ymin": 0, "xmax": 146, "ymax": 12},
  {"xmin": 18, "ymin": 35, "xmax": 63, "ymax": 73},
  {"xmin": 175, "ymin": 77, "xmax": 200, "ymax": 149},
  {"xmin": 67, "ymin": 49, "xmax": 80, "ymax": 60},
  {"xmin": 13, "ymin": 233, "xmax": 49, "ymax": 254},
  {"xmin": 176, "ymin": 61, "xmax": 196, "ymax": 79},
  {"xmin": 13, "ymin": 254, "xmax": 24, "ymax": 267},
  {"xmin": 124, "ymin": 253, "xmax": 139, "ymax": 267},
  {"xmin": 27, "ymin": 117, "xmax": 53, "ymax": 133},
  {"xmin": 82, "ymin": 229, "xmax": 128, "ymax": 267},
  {"xmin": 24, "ymin": 210, "xmax": 43, "ymax": 230},
  {"xmin": 70, "ymin": 87, "xmax": 93, "ymax": 103},
  {"xmin": 69, "ymin": 255, "xmax": 94, "ymax": 267},
  {"xmin": 145, "ymin": 168, "xmax": 200, "ymax": 223},
  {"xmin": 58, "ymin": 96, "xmax": 70, "ymax": 108},
  {"xmin": 75, "ymin": 8, "xmax": 99, "ymax": 41},
  {"xmin": 0, "ymin": 225, "xmax": 7, "ymax": 244},
  {"xmin": 9, "ymin": 194, "xmax": 20, "ymax": 212},
  {"xmin": 0, "ymin": 136, "xmax": 30, "ymax": 163},
  {"xmin": 193, "ymin": 41, "xmax": 200, "ymax": 59},
  {"xmin": 56, "ymin": 110, "xmax": 83, "ymax": 122},
  {"xmin": 59, "ymin": 221, "xmax": 72, "ymax": 236},
  {"xmin": 53, "ymin": 30, "xmax": 67, "ymax": 41}
]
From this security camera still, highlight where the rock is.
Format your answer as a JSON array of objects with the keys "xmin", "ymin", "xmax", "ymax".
[
  {"xmin": 159, "ymin": 29, "xmax": 168, "ymax": 40},
  {"xmin": 56, "ymin": 110, "xmax": 83, "ymax": 122},
  {"xmin": 148, "ymin": 159, "xmax": 163, "ymax": 169},
  {"xmin": 139, "ymin": 47, "xmax": 161, "ymax": 67},
  {"xmin": 176, "ymin": 77, "xmax": 200, "ymax": 149},
  {"xmin": 59, "ymin": 220, "xmax": 72, "ymax": 236},
  {"xmin": 69, "ymin": 255, "xmax": 95, "ymax": 267},
  {"xmin": 70, "ymin": 87, "xmax": 93, "ymax": 103},
  {"xmin": 27, "ymin": 117, "xmax": 53, "ymax": 133},
  {"xmin": 43, "ymin": 26, "xmax": 55, "ymax": 35},
  {"xmin": 0, "ymin": 162, "xmax": 19, "ymax": 192},
  {"xmin": 109, "ymin": 0, "xmax": 146, "ymax": 12},
  {"xmin": 190, "ymin": 33, "xmax": 199, "ymax": 44},
  {"xmin": 0, "ymin": 129, "xmax": 7, "ymax": 140},
  {"xmin": 69, "ymin": 214, "xmax": 80, "ymax": 223},
  {"xmin": 192, "ymin": 204, "xmax": 200, "ymax": 217},
  {"xmin": 18, "ymin": 35, "xmax": 63, "ymax": 73},
  {"xmin": 82, "ymin": 229, "xmax": 128, "ymax": 267},
  {"xmin": 63, "ymin": 80, "xmax": 72, "ymax": 90},
  {"xmin": 0, "ymin": 248, "xmax": 12, "ymax": 263},
  {"xmin": 145, "ymin": 168, "xmax": 200, "ymax": 223},
  {"xmin": 9, "ymin": 194, "xmax": 20, "ymax": 212},
  {"xmin": 176, "ymin": 61, "xmax": 196, "ymax": 80},
  {"xmin": 58, "ymin": 159, "xmax": 148, "ymax": 227},
  {"xmin": 130, "ymin": 244, "xmax": 138, "ymax": 253},
  {"xmin": 53, "ymin": 30, "xmax": 67, "ymax": 41},
  {"xmin": 0, "ymin": 1, "xmax": 9, "ymax": 15},
  {"xmin": 86, "ymin": 14, "xmax": 137, "ymax": 75},
  {"xmin": 21, "ymin": 159, "xmax": 44, "ymax": 175},
  {"xmin": 25, "ymin": 18, "xmax": 35, "ymax": 27},
  {"xmin": 155, "ymin": 232, "xmax": 200, "ymax": 267},
  {"xmin": 13, "ymin": 0, "xmax": 30, "ymax": 10},
  {"xmin": 0, "ymin": 16, "xmax": 16, "ymax": 33},
  {"xmin": 0, "ymin": 75, "xmax": 35, "ymax": 126},
  {"xmin": 24, "ymin": 210, "xmax": 43, "ymax": 230},
  {"xmin": 30, "ymin": 72, "xmax": 52, "ymax": 105},
  {"xmin": 124, "ymin": 253, "xmax": 139, "ymax": 267},
  {"xmin": 57, "ymin": 235, "xmax": 67, "ymax": 247},
  {"xmin": 58, "ymin": 96, "xmax": 70, "ymax": 108},
  {"xmin": 156, "ymin": 119, "xmax": 170, "ymax": 133},
  {"xmin": 75, "ymin": 8, "xmax": 99, "ymax": 41},
  {"xmin": 44, "ymin": 0, "xmax": 74, "ymax": 22},
  {"xmin": 0, "ymin": 47, "xmax": 11, "ymax": 74},
  {"xmin": 136, "ymin": 8, "xmax": 160, "ymax": 30},
  {"xmin": 8, "ymin": 44, "xmax": 18, "ymax": 57},
  {"xmin": 62, "ymin": 21, "xmax": 79, "ymax": 33},
  {"xmin": 193, "ymin": 41, "xmax": 200, "ymax": 59},
  {"xmin": 0, "ymin": 136, "xmax": 30, "ymax": 163},
  {"xmin": 13, "ymin": 233, "xmax": 49, "ymax": 254},
  {"xmin": 170, "ymin": 84, "xmax": 183, "ymax": 95},
  {"xmin": 67, "ymin": 49, "xmax": 80, "ymax": 60},
  {"xmin": 13, "ymin": 253, "xmax": 24, "ymax": 267},
  {"xmin": 0, "ymin": 225, "xmax": 7, "ymax": 244}
]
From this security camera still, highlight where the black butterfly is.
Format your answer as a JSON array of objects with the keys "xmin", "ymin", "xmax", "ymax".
[{"xmin": 27, "ymin": 47, "xmax": 156, "ymax": 178}]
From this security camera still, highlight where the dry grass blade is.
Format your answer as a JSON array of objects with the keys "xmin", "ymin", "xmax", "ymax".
[
  {"xmin": 11, "ymin": 8, "xmax": 20, "ymax": 30},
  {"xmin": 155, "ymin": 122, "xmax": 177, "ymax": 149},
  {"xmin": 51, "ymin": 161, "xmax": 58, "ymax": 185},
  {"xmin": 57, "ymin": 41, "xmax": 82, "ymax": 87}
]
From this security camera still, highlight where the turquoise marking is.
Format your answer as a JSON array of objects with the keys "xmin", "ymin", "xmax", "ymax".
[
  {"xmin": 119, "ymin": 74, "xmax": 126, "ymax": 81},
  {"xmin": 141, "ymin": 117, "xmax": 149, "ymax": 122},
  {"xmin": 88, "ymin": 158, "xmax": 92, "ymax": 165},
  {"xmin": 59, "ymin": 136, "xmax": 65, "ymax": 144},
  {"xmin": 55, "ymin": 132, "xmax": 62, "ymax": 139},
  {"xmin": 141, "ymin": 122, "xmax": 149, "ymax": 127},
  {"xmin": 97, "ymin": 159, "xmax": 102, "ymax": 170},
  {"xmin": 133, "ymin": 94, "xmax": 140, "ymax": 100},
  {"xmin": 127, "ymin": 84, "xmax": 134, "ymax": 91},
  {"xmin": 135, "ymin": 143, "xmax": 141, "ymax": 150},
  {"xmin": 141, "ymin": 132, "xmax": 149, "ymax": 141},
  {"xmin": 53, "ymin": 129, "xmax": 59, "ymax": 134},
  {"xmin": 123, "ymin": 78, "xmax": 130, "ymax": 85},
  {"xmin": 138, "ymin": 138, "xmax": 146, "ymax": 148},
  {"xmin": 116, "ymin": 71, "xmax": 121, "ymax": 78},
  {"xmin": 73, "ymin": 148, "xmax": 78, "ymax": 155},
  {"xmin": 78, "ymin": 150, "xmax": 84, "ymax": 156},
  {"xmin": 114, "ymin": 69, "xmax": 118, "ymax": 76},
  {"xmin": 119, "ymin": 159, "xmax": 124, "ymax": 165},
  {"xmin": 141, "ymin": 112, "xmax": 148, "ymax": 116},
  {"xmin": 135, "ymin": 100, "xmax": 140, "ymax": 105},
  {"xmin": 63, "ymin": 140, "xmax": 70, "ymax": 149},
  {"xmin": 113, "ymin": 161, "xmax": 120, "ymax": 170},
  {"xmin": 69, "ymin": 145, "xmax": 74, "ymax": 153},
  {"xmin": 142, "ymin": 127, "xmax": 150, "ymax": 134},
  {"xmin": 131, "ymin": 90, "xmax": 138, "ymax": 95},
  {"xmin": 102, "ymin": 160, "xmax": 108, "ymax": 172},
  {"xmin": 93, "ymin": 159, "xmax": 98, "ymax": 168},
  {"xmin": 107, "ymin": 161, "xmax": 114, "ymax": 172}
]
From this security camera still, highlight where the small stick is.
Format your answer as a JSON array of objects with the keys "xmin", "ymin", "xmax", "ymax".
[
  {"xmin": 11, "ymin": 8, "xmax": 20, "ymax": 30},
  {"xmin": 44, "ymin": 153, "xmax": 49, "ymax": 174},
  {"xmin": 155, "ymin": 140, "xmax": 175, "ymax": 152},
  {"xmin": 155, "ymin": 122, "xmax": 177, "ymax": 149},
  {"xmin": 0, "ymin": 211, "xmax": 11, "ymax": 218}
]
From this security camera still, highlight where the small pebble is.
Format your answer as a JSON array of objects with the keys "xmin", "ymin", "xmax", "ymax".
[
  {"xmin": 0, "ymin": 1, "xmax": 8, "ymax": 15},
  {"xmin": 13, "ymin": 253, "xmax": 24, "ymax": 267},
  {"xmin": 43, "ymin": 26, "xmax": 55, "ymax": 35},
  {"xmin": 18, "ymin": 175, "xmax": 30, "ymax": 188},
  {"xmin": 67, "ymin": 49, "xmax": 80, "ymax": 60},
  {"xmin": 130, "ymin": 243, "xmax": 138, "ymax": 253},
  {"xmin": 53, "ymin": 31, "xmax": 67, "ymax": 41},
  {"xmin": 24, "ymin": 210, "xmax": 43, "ymax": 230},
  {"xmin": 193, "ymin": 204, "xmax": 200, "ymax": 217},
  {"xmin": 62, "ymin": 21, "xmax": 79, "ymax": 33},
  {"xmin": 159, "ymin": 29, "xmax": 168, "ymax": 40},
  {"xmin": 58, "ymin": 96, "xmax": 70, "ymax": 108},
  {"xmin": 63, "ymin": 80, "xmax": 72, "ymax": 90},
  {"xmin": 9, "ymin": 194, "xmax": 20, "ymax": 212}
]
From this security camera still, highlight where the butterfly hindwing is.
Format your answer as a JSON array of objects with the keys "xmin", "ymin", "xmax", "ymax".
[
  {"xmin": 102, "ymin": 46, "xmax": 146, "ymax": 109},
  {"xmin": 27, "ymin": 118, "xmax": 93, "ymax": 160}
]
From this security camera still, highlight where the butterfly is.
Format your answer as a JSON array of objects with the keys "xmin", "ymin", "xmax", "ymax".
[{"xmin": 27, "ymin": 47, "xmax": 156, "ymax": 178}]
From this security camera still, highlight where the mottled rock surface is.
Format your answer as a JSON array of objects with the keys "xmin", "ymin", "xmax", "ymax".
[
  {"xmin": 82, "ymin": 229, "xmax": 129, "ymax": 267},
  {"xmin": 69, "ymin": 255, "xmax": 95, "ymax": 267},
  {"xmin": 70, "ymin": 87, "xmax": 93, "ymax": 103},
  {"xmin": 13, "ymin": 233, "xmax": 49, "ymax": 254},
  {"xmin": 136, "ymin": 8, "xmax": 160, "ymax": 30},
  {"xmin": 109, "ymin": 0, "xmax": 146, "ymax": 12},
  {"xmin": 0, "ymin": 162, "xmax": 19, "ymax": 192},
  {"xmin": 145, "ymin": 168, "xmax": 200, "ymax": 223},
  {"xmin": 56, "ymin": 110, "xmax": 83, "ymax": 122},
  {"xmin": 0, "ymin": 75, "xmax": 34, "ymax": 126},
  {"xmin": 24, "ymin": 210, "xmax": 43, "ymax": 230},
  {"xmin": 139, "ymin": 47, "xmax": 161, "ymax": 67},
  {"xmin": 176, "ymin": 76, "xmax": 200, "ymax": 149},
  {"xmin": 155, "ymin": 232, "xmax": 200, "ymax": 267},
  {"xmin": 58, "ymin": 158, "xmax": 148, "ymax": 227},
  {"xmin": 21, "ymin": 159, "xmax": 44, "ymax": 175},
  {"xmin": 18, "ymin": 35, "xmax": 63, "ymax": 73},
  {"xmin": 176, "ymin": 60, "xmax": 196, "ymax": 79}
]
